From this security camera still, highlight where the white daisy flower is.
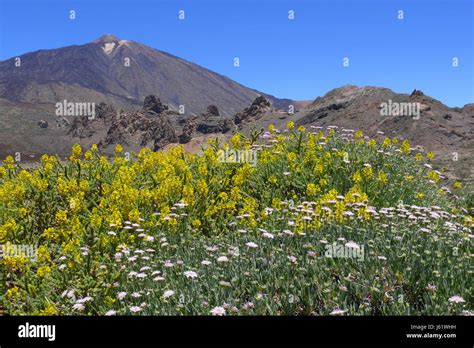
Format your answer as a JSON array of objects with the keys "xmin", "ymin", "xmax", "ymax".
[
  {"xmin": 262, "ymin": 232, "xmax": 275, "ymax": 239},
  {"xmin": 129, "ymin": 306, "xmax": 142, "ymax": 313},
  {"xmin": 345, "ymin": 241, "xmax": 360, "ymax": 250},
  {"xmin": 329, "ymin": 309, "xmax": 348, "ymax": 315},
  {"xmin": 72, "ymin": 303, "xmax": 85, "ymax": 311},
  {"xmin": 163, "ymin": 290, "xmax": 175, "ymax": 298},
  {"xmin": 183, "ymin": 271, "xmax": 198, "ymax": 279},
  {"xmin": 210, "ymin": 306, "xmax": 226, "ymax": 316},
  {"xmin": 448, "ymin": 295, "xmax": 465, "ymax": 304},
  {"xmin": 217, "ymin": 256, "xmax": 229, "ymax": 263},
  {"xmin": 287, "ymin": 256, "xmax": 297, "ymax": 263}
]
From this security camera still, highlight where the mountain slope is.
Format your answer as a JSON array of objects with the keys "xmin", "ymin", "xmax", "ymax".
[
  {"xmin": 0, "ymin": 34, "xmax": 290, "ymax": 117},
  {"xmin": 248, "ymin": 85, "xmax": 473, "ymax": 182}
]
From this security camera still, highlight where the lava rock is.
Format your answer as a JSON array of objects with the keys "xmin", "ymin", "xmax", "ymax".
[
  {"xmin": 38, "ymin": 120, "xmax": 49, "ymax": 128},
  {"xmin": 206, "ymin": 105, "xmax": 220, "ymax": 117},
  {"xmin": 196, "ymin": 117, "xmax": 233, "ymax": 134},
  {"xmin": 143, "ymin": 95, "xmax": 168, "ymax": 115},
  {"xmin": 233, "ymin": 95, "xmax": 271, "ymax": 125}
]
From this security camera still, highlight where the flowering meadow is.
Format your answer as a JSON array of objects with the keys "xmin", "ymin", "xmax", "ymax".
[{"xmin": 0, "ymin": 124, "xmax": 472, "ymax": 315}]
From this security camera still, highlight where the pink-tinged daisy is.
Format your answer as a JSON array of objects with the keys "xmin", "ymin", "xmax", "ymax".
[
  {"xmin": 448, "ymin": 295, "xmax": 465, "ymax": 304},
  {"xmin": 210, "ymin": 306, "xmax": 226, "ymax": 316},
  {"xmin": 129, "ymin": 306, "xmax": 142, "ymax": 313},
  {"xmin": 287, "ymin": 256, "xmax": 297, "ymax": 263},
  {"xmin": 164, "ymin": 261, "xmax": 174, "ymax": 268},
  {"xmin": 72, "ymin": 303, "xmax": 85, "ymax": 311},
  {"xmin": 262, "ymin": 232, "xmax": 275, "ymax": 239},
  {"xmin": 183, "ymin": 271, "xmax": 198, "ymax": 279},
  {"xmin": 243, "ymin": 302, "xmax": 254, "ymax": 310}
]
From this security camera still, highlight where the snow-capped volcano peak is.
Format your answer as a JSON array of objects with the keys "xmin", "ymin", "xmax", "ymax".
[{"xmin": 102, "ymin": 42, "xmax": 116, "ymax": 55}]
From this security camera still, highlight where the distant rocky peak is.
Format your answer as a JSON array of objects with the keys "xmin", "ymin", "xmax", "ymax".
[
  {"xmin": 251, "ymin": 95, "xmax": 271, "ymax": 108},
  {"xmin": 93, "ymin": 34, "xmax": 130, "ymax": 55},
  {"xmin": 94, "ymin": 34, "xmax": 121, "ymax": 43},
  {"xmin": 143, "ymin": 95, "xmax": 168, "ymax": 115},
  {"xmin": 233, "ymin": 95, "xmax": 272, "ymax": 125},
  {"xmin": 410, "ymin": 89, "xmax": 425, "ymax": 97}
]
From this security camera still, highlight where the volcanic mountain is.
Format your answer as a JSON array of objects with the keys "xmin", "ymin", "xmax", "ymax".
[
  {"xmin": 0, "ymin": 36, "xmax": 472, "ymax": 182},
  {"xmin": 0, "ymin": 34, "xmax": 297, "ymax": 158},
  {"xmin": 0, "ymin": 34, "xmax": 290, "ymax": 117}
]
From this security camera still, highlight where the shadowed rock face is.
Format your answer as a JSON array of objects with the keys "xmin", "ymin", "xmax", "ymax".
[
  {"xmin": 233, "ymin": 95, "xmax": 272, "ymax": 125},
  {"xmin": 68, "ymin": 95, "xmax": 178, "ymax": 151},
  {"xmin": 196, "ymin": 117, "xmax": 233, "ymax": 134},
  {"xmin": 143, "ymin": 95, "xmax": 168, "ymax": 115},
  {"xmin": 178, "ymin": 120, "xmax": 195, "ymax": 144},
  {"xmin": 206, "ymin": 105, "xmax": 220, "ymax": 117}
]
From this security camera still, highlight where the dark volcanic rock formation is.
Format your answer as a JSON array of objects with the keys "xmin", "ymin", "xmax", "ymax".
[
  {"xmin": 196, "ymin": 117, "xmax": 233, "ymax": 134},
  {"xmin": 233, "ymin": 96, "xmax": 272, "ymax": 125},
  {"xmin": 206, "ymin": 105, "xmax": 220, "ymax": 117},
  {"xmin": 143, "ymin": 95, "xmax": 168, "ymax": 115},
  {"xmin": 178, "ymin": 120, "xmax": 196, "ymax": 144},
  {"xmin": 195, "ymin": 105, "xmax": 233, "ymax": 134},
  {"xmin": 69, "ymin": 95, "xmax": 178, "ymax": 151}
]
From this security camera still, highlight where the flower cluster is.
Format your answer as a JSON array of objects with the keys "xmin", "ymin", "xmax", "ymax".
[{"xmin": 0, "ymin": 125, "xmax": 471, "ymax": 315}]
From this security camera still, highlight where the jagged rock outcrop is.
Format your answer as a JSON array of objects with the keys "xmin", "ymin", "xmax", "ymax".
[
  {"xmin": 143, "ymin": 95, "xmax": 169, "ymax": 115},
  {"xmin": 68, "ymin": 102, "xmax": 115, "ymax": 138},
  {"xmin": 178, "ymin": 120, "xmax": 195, "ymax": 144},
  {"xmin": 233, "ymin": 96, "xmax": 272, "ymax": 125},
  {"xmin": 196, "ymin": 117, "xmax": 233, "ymax": 134},
  {"xmin": 410, "ymin": 89, "xmax": 424, "ymax": 97},
  {"xmin": 191, "ymin": 104, "xmax": 233, "ymax": 134},
  {"xmin": 69, "ymin": 95, "xmax": 178, "ymax": 150},
  {"xmin": 103, "ymin": 95, "xmax": 178, "ymax": 150}
]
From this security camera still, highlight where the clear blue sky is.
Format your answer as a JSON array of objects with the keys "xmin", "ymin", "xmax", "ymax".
[{"xmin": 0, "ymin": 0, "xmax": 472, "ymax": 106}]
